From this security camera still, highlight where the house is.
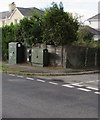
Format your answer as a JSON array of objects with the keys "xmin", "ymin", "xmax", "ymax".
[
  {"xmin": 0, "ymin": 2, "xmax": 44, "ymax": 27},
  {"xmin": 87, "ymin": 13, "xmax": 100, "ymax": 40},
  {"xmin": 87, "ymin": 13, "xmax": 100, "ymax": 31},
  {"xmin": 85, "ymin": 26, "xmax": 100, "ymax": 41}
]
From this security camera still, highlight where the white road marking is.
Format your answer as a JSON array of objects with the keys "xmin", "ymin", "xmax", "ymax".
[
  {"xmin": 62, "ymin": 84, "xmax": 74, "ymax": 88},
  {"xmin": 71, "ymin": 83, "xmax": 84, "ymax": 87},
  {"xmin": 85, "ymin": 81, "xmax": 97, "ymax": 83},
  {"xmin": 9, "ymin": 74, "xmax": 15, "ymax": 76},
  {"xmin": 86, "ymin": 87, "xmax": 99, "ymax": 91},
  {"xmin": 17, "ymin": 75, "xmax": 24, "ymax": 78},
  {"xmin": 77, "ymin": 88, "xmax": 91, "ymax": 92},
  {"xmin": 96, "ymin": 80, "xmax": 99, "ymax": 82},
  {"xmin": 8, "ymin": 79, "xmax": 21, "ymax": 82},
  {"xmin": 94, "ymin": 92, "xmax": 100, "ymax": 95},
  {"xmin": 49, "ymin": 82, "xmax": 58, "ymax": 85},
  {"xmin": 37, "ymin": 79, "xmax": 45, "ymax": 82},
  {"xmin": 26, "ymin": 77, "xmax": 34, "ymax": 80}
]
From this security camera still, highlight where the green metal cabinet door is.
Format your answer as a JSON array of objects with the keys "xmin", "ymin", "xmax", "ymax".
[
  {"xmin": 31, "ymin": 48, "xmax": 48, "ymax": 67},
  {"xmin": 32, "ymin": 48, "xmax": 38, "ymax": 64},
  {"xmin": 9, "ymin": 42, "xmax": 24, "ymax": 64},
  {"xmin": 9, "ymin": 43, "xmax": 17, "ymax": 64},
  {"xmin": 37, "ymin": 48, "xmax": 43, "ymax": 64}
]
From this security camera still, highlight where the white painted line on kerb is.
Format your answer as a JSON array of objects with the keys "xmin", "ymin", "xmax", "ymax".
[
  {"xmin": 62, "ymin": 84, "xmax": 74, "ymax": 88},
  {"xmin": 86, "ymin": 87, "xmax": 99, "ymax": 91},
  {"xmin": 37, "ymin": 79, "xmax": 45, "ymax": 82},
  {"xmin": 9, "ymin": 74, "xmax": 15, "ymax": 76},
  {"xmin": 49, "ymin": 82, "xmax": 58, "ymax": 85},
  {"xmin": 77, "ymin": 88, "xmax": 91, "ymax": 92},
  {"xmin": 26, "ymin": 77, "xmax": 34, "ymax": 80},
  {"xmin": 94, "ymin": 92, "xmax": 100, "ymax": 95},
  {"xmin": 17, "ymin": 75, "xmax": 24, "ymax": 78}
]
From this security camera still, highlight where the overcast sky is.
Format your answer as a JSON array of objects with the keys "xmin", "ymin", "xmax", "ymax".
[{"xmin": 0, "ymin": 0, "xmax": 99, "ymax": 24}]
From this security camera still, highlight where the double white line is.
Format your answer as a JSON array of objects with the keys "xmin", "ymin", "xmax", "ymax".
[
  {"xmin": 77, "ymin": 88, "xmax": 91, "ymax": 92},
  {"xmin": 86, "ymin": 87, "xmax": 99, "ymax": 91}
]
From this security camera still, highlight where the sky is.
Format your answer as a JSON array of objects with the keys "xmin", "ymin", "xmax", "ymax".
[{"xmin": 0, "ymin": 0, "xmax": 100, "ymax": 24}]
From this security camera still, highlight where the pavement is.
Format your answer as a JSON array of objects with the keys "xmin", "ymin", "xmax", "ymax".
[{"xmin": 2, "ymin": 62, "xmax": 100, "ymax": 76}]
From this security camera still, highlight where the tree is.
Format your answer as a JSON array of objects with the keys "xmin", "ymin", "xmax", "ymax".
[
  {"xmin": 42, "ymin": 2, "xmax": 79, "ymax": 45},
  {"xmin": 15, "ymin": 13, "xmax": 43, "ymax": 47},
  {"xmin": 15, "ymin": 17, "xmax": 33, "ymax": 46},
  {"xmin": 30, "ymin": 13, "xmax": 43, "ymax": 44}
]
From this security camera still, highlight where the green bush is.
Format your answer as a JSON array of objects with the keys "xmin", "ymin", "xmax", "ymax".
[{"xmin": 2, "ymin": 24, "xmax": 17, "ymax": 60}]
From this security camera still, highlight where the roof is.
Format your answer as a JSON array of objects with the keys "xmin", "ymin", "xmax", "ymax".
[
  {"xmin": 87, "ymin": 27, "xmax": 100, "ymax": 35},
  {"xmin": 0, "ymin": 7, "xmax": 44, "ymax": 20},
  {"xmin": 0, "ymin": 11, "xmax": 12, "ymax": 19},
  {"xmin": 87, "ymin": 13, "xmax": 100, "ymax": 21},
  {"xmin": 80, "ymin": 26, "xmax": 100, "ymax": 35},
  {"xmin": 17, "ymin": 7, "xmax": 44, "ymax": 17}
]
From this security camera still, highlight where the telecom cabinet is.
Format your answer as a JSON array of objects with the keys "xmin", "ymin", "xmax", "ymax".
[
  {"xmin": 31, "ymin": 48, "xmax": 48, "ymax": 67},
  {"xmin": 9, "ymin": 42, "xmax": 24, "ymax": 64}
]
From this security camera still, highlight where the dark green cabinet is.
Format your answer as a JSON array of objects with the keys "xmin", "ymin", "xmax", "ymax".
[
  {"xmin": 31, "ymin": 48, "xmax": 48, "ymax": 67},
  {"xmin": 9, "ymin": 42, "xmax": 24, "ymax": 64}
]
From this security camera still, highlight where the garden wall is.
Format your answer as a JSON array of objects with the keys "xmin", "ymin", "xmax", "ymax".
[{"xmin": 38, "ymin": 44, "xmax": 99, "ymax": 68}]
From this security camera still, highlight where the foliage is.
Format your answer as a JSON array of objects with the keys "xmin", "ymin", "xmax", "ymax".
[
  {"xmin": 42, "ymin": 2, "xmax": 79, "ymax": 45},
  {"xmin": 73, "ymin": 38, "xmax": 100, "ymax": 48},
  {"xmin": 2, "ymin": 23, "xmax": 17, "ymax": 60},
  {"xmin": 77, "ymin": 26, "xmax": 94, "ymax": 42},
  {"xmin": 15, "ymin": 13, "xmax": 43, "ymax": 47},
  {"xmin": 73, "ymin": 26, "xmax": 95, "ymax": 47}
]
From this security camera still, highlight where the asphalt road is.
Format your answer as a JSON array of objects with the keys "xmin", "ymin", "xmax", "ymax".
[{"xmin": 2, "ymin": 73, "xmax": 99, "ymax": 118}]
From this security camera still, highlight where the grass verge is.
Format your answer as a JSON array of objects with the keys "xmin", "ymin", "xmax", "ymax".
[{"xmin": 1, "ymin": 65, "xmax": 20, "ymax": 72}]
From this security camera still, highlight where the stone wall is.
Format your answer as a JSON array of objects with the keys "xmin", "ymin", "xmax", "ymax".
[{"xmin": 28, "ymin": 43, "xmax": 100, "ymax": 68}]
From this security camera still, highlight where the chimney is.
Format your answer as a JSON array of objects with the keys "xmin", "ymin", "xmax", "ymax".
[{"xmin": 9, "ymin": 2, "xmax": 16, "ymax": 12}]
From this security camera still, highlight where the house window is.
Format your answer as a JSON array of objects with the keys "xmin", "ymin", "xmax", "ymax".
[{"xmin": 15, "ymin": 19, "xmax": 17, "ymax": 24}]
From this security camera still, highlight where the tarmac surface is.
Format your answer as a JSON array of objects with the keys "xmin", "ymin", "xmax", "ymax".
[{"xmin": 2, "ymin": 73, "xmax": 99, "ymax": 118}]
